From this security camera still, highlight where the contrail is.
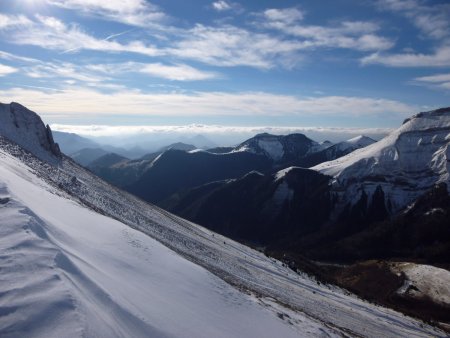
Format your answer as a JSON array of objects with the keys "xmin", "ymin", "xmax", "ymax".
[
  {"xmin": 104, "ymin": 28, "xmax": 136, "ymax": 41},
  {"xmin": 59, "ymin": 29, "xmax": 136, "ymax": 54}
]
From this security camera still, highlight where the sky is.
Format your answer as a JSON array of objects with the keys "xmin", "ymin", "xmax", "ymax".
[{"xmin": 0, "ymin": 0, "xmax": 449, "ymax": 144}]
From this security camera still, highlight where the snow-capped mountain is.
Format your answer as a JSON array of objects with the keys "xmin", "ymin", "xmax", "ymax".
[
  {"xmin": 313, "ymin": 107, "xmax": 450, "ymax": 212},
  {"xmin": 233, "ymin": 132, "xmax": 326, "ymax": 162},
  {"xmin": 1, "ymin": 102, "xmax": 445, "ymax": 337}
]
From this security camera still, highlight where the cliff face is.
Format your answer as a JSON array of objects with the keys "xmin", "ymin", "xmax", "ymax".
[{"xmin": 0, "ymin": 102, "xmax": 61, "ymax": 160}]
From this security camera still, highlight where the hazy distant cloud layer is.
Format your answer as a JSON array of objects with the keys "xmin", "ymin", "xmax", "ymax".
[
  {"xmin": 50, "ymin": 124, "xmax": 391, "ymax": 137},
  {"xmin": 51, "ymin": 123, "xmax": 393, "ymax": 144},
  {"xmin": 0, "ymin": 87, "xmax": 414, "ymax": 118}
]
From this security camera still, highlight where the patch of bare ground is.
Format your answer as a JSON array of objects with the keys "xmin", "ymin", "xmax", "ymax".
[{"xmin": 271, "ymin": 253, "xmax": 450, "ymax": 333}]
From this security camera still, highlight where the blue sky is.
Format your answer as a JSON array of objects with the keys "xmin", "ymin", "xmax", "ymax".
[{"xmin": 0, "ymin": 0, "xmax": 449, "ymax": 134}]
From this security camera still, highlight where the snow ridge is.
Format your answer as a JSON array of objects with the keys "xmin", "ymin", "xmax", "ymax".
[{"xmin": 313, "ymin": 107, "xmax": 450, "ymax": 211}]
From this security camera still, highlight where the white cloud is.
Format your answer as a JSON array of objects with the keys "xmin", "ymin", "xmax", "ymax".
[
  {"xmin": 212, "ymin": 1, "xmax": 231, "ymax": 11},
  {"xmin": 372, "ymin": 1, "xmax": 450, "ymax": 68},
  {"xmin": 139, "ymin": 63, "xmax": 218, "ymax": 81},
  {"xmin": 169, "ymin": 24, "xmax": 304, "ymax": 69},
  {"xmin": 415, "ymin": 73, "xmax": 450, "ymax": 83},
  {"xmin": 263, "ymin": 8, "xmax": 304, "ymax": 23},
  {"xmin": 21, "ymin": 59, "xmax": 218, "ymax": 82},
  {"xmin": 414, "ymin": 72, "xmax": 450, "ymax": 91},
  {"xmin": 0, "ymin": 87, "xmax": 415, "ymax": 118},
  {"xmin": 0, "ymin": 14, "xmax": 32, "ymax": 29},
  {"xmin": 23, "ymin": 61, "xmax": 110, "ymax": 82},
  {"xmin": 0, "ymin": 11, "xmax": 393, "ymax": 71},
  {"xmin": 0, "ymin": 50, "xmax": 40, "ymax": 63},
  {"xmin": 260, "ymin": 8, "xmax": 394, "ymax": 52},
  {"xmin": 1, "ymin": 14, "xmax": 161, "ymax": 56},
  {"xmin": 46, "ymin": 0, "xmax": 167, "ymax": 27},
  {"xmin": 361, "ymin": 46, "xmax": 450, "ymax": 67},
  {"xmin": 85, "ymin": 61, "xmax": 219, "ymax": 81},
  {"xmin": 0, "ymin": 64, "xmax": 18, "ymax": 76},
  {"xmin": 377, "ymin": 0, "xmax": 450, "ymax": 40},
  {"xmin": 0, "ymin": 14, "xmax": 301, "ymax": 69}
]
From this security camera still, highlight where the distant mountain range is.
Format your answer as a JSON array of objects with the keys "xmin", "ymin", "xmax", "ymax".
[
  {"xmin": 87, "ymin": 132, "xmax": 374, "ymax": 204},
  {"xmin": 52, "ymin": 131, "xmax": 155, "ymax": 163}
]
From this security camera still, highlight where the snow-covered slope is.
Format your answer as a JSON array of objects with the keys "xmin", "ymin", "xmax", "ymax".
[
  {"xmin": 0, "ymin": 103, "xmax": 446, "ymax": 337},
  {"xmin": 0, "ymin": 149, "xmax": 323, "ymax": 338},
  {"xmin": 313, "ymin": 107, "xmax": 450, "ymax": 212}
]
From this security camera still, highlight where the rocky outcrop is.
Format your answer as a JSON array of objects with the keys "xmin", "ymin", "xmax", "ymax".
[{"xmin": 0, "ymin": 102, "xmax": 61, "ymax": 160}]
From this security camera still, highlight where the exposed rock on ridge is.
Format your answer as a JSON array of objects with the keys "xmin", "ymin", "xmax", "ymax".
[{"xmin": 0, "ymin": 102, "xmax": 61, "ymax": 160}]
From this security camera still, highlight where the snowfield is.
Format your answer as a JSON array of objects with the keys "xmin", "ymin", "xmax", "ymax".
[
  {"xmin": 0, "ymin": 148, "xmax": 336, "ymax": 338},
  {"xmin": 0, "ymin": 141, "xmax": 446, "ymax": 337}
]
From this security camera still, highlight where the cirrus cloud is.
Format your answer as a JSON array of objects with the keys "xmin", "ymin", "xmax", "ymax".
[{"xmin": 46, "ymin": 0, "xmax": 167, "ymax": 27}]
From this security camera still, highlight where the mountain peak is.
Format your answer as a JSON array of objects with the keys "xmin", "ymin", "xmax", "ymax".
[
  {"xmin": 0, "ymin": 102, "xmax": 61, "ymax": 160},
  {"xmin": 234, "ymin": 133, "xmax": 317, "ymax": 162},
  {"xmin": 402, "ymin": 106, "xmax": 450, "ymax": 125}
]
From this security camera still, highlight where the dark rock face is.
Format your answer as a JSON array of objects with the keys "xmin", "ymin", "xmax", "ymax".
[
  {"xmin": 46, "ymin": 124, "xmax": 61, "ymax": 157},
  {"xmin": 292, "ymin": 183, "xmax": 450, "ymax": 263},
  {"xmin": 127, "ymin": 149, "xmax": 273, "ymax": 203},
  {"xmin": 163, "ymin": 168, "xmax": 334, "ymax": 244}
]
